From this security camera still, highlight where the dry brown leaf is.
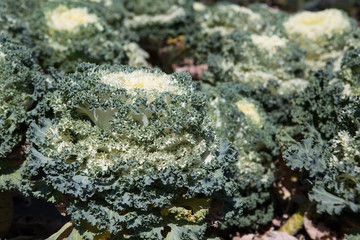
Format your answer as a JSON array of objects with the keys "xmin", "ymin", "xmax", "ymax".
[
  {"xmin": 304, "ymin": 211, "xmax": 337, "ymax": 240},
  {"xmin": 206, "ymin": 199, "xmax": 224, "ymax": 228},
  {"xmin": 55, "ymin": 202, "xmax": 67, "ymax": 217},
  {"xmin": 261, "ymin": 231, "xmax": 298, "ymax": 240},
  {"xmin": 173, "ymin": 58, "xmax": 208, "ymax": 80},
  {"xmin": 272, "ymin": 217, "xmax": 282, "ymax": 228},
  {"xmin": 233, "ymin": 234, "xmax": 256, "ymax": 240},
  {"xmin": 7, "ymin": 143, "xmax": 29, "ymax": 166}
]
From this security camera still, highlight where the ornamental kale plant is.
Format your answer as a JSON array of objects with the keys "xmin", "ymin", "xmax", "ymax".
[
  {"xmin": 204, "ymin": 82, "xmax": 276, "ymax": 230},
  {"xmin": 1, "ymin": 0, "xmax": 360, "ymax": 239},
  {"xmin": 200, "ymin": 30, "xmax": 307, "ymax": 88},
  {"xmin": 280, "ymin": 8, "xmax": 359, "ymax": 71},
  {"xmin": 283, "ymin": 54, "xmax": 360, "ymax": 215},
  {"xmin": 25, "ymin": 64, "xmax": 238, "ymax": 239},
  {"xmin": 8, "ymin": 0, "xmax": 147, "ymax": 72},
  {"xmin": 121, "ymin": 0, "xmax": 195, "ymax": 44}
]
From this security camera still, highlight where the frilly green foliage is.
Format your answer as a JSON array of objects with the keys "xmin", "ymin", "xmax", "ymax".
[
  {"xmin": 193, "ymin": 2, "xmax": 281, "ymax": 36},
  {"xmin": 236, "ymin": 0, "xmax": 360, "ymax": 12},
  {"xmin": 0, "ymin": 1, "xmax": 40, "ymax": 45},
  {"xmin": 23, "ymin": 0, "xmax": 142, "ymax": 72},
  {"xmin": 205, "ymin": 83, "xmax": 278, "ymax": 155},
  {"xmin": 0, "ymin": 35, "xmax": 48, "ymax": 157},
  {"xmin": 339, "ymin": 48, "xmax": 360, "ymax": 96},
  {"xmin": 77, "ymin": 0, "xmax": 126, "ymax": 26},
  {"xmin": 284, "ymin": 132, "xmax": 360, "ymax": 215},
  {"xmin": 1, "ymin": 0, "xmax": 360, "ymax": 238},
  {"xmin": 190, "ymin": 3, "xmax": 289, "ymax": 64},
  {"xmin": 0, "ymin": 35, "xmax": 49, "ymax": 191},
  {"xmin": 290, "ymin": 67, "xmax": 354, "ymax": 140},
  {"xmin": 0, "ymin": 0, "xmax": 47, "ymax": 19},
  {"xmin": 200, "ymin": 30, "xmax": 306, "ymax": 87},
  {"xmin": 247, "ymin": 3, "xmax": 288, "ymax": 32},
  {"xmin": 203, "ymin": 82, "xmax": 275, "ymax": 229},
  {"xmin": 221, "ymin": 151, "xmax": 274, "ymax": 230},
  {"xmin": 25, "ymin": 63, "xmax": 238, "ymax": 239},
  {"xmin": 121, "ymin": 0, "xmax": 195, "ymax": 44},
  {"xmin": 345, "ymin": 233, "xmax": 360, "ymax": 240},
  {"xmin": 192, "ymin": 3, "xmax": 358, "ymax": 84},
  {"xmin": 283, "ymin": 58, "xmax": 360, "ymax": 215}
]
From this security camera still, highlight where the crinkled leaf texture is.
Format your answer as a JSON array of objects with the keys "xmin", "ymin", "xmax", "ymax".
[
  {"xmin": 309, "ymin": 187, "xmax": 360, "ymax": 215},
  {"xmin": 25, "ymin": 64, "xmax": 238, "ymax": 239},
  {"xmin": 283, "ymin": 138, "xmax": 327, "ymax": 177},
  {"xmin": 0, "ymin": 34, "xmax": 50, "ymax": 192}
]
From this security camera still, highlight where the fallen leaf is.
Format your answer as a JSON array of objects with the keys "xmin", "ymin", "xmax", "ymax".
[
  {"xmin": 206, "ymin": 199, "xmax": 224, "ymax": 228},
  {"xmin": 233, "ymin": 234, "xmax": 256, "ymax": 240},
  {"xmin": 7, "ymin": 142, "xmax": 29, "ymax": 166},
  {"xmin": 303, "ymin": 210, "xmax": 337, "ymax": 240},
  {"xmin": 272, "ymin": 217, "xmax": 282, "ymax": 228},
  {"xmin": 173, "ymin": 58, "xmax": 208, "ymax": 80},
  {"xmin": 55, "ymin": 202, "xmax": 67, "ymax": 217},
  {"xmin": 261, "ymin": 231, "xmax": 298, "ymax": 240}
]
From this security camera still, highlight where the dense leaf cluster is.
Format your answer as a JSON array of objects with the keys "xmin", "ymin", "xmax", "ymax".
[
  {"xmin": 1, "ymin": 0, "xmax": 360, "ymax": 239},
  {"xmin": 22, "ymin": 64, "xmax": 238, "ymax": 239},
  {"xmin": 0, "ymin": 35, "xmax": 50, "ymax": 191},
  {"xmin": 283, "ymin": 61, "xmax": 360, "ymax": 215}
]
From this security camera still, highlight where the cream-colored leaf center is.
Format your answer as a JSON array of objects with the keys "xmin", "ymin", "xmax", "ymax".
[
  {"xmin": 236, "ymin": 99, "xmax": 262, "ymax": 126},
  {"xmin": 46, "ymin": 5, "xmax": 99, "ymax": 32},
  {"xmin": 101, "ymin": 70, "xmax": 182, "ymax": 95},
  {"xmin": 283, "ymin": 9, "xmax": 351, "ymax": 41},
  {"xmin": 251, "ymin": 35, "xmax": 288, "ymax": 54}
]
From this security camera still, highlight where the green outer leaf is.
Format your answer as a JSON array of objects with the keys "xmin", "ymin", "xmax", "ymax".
[
  {"xmin": 309, "ymin": 187, "xmax": 360, "ymax": 215},
  {"xmin": 46, "ymin": 222, "xmax": 74, "ymax": 240},
  {"xmin": 283, "ymin": 138, "xmax": 327, "ymax": 177}
]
